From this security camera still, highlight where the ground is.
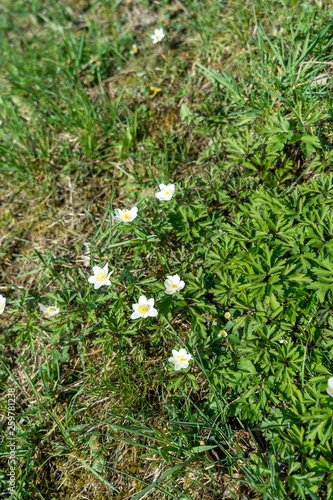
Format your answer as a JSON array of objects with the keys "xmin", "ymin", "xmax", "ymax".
[{"xmin": 1, "ymin": 1, "xmax": 333, "ymax": 499}]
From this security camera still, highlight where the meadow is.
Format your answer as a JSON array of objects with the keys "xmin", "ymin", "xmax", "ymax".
[{"xmin": 1, "ymin": 0, "xmax": 333, "ymax": 498}]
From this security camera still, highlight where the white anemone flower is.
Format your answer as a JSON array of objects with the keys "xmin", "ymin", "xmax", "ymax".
[
  {"xmin": 39, "ymin": 304, "xmax": 60, "ymax": 319},
  {"xmin": 168, "ymin": 348, "xmax": 192, "ymax": 371},
  {"xmin": 131, "ymin": 295, "xmax": 158, "ymax": 319},
  {"xmin": 164, "ymin": 274, "xmax": 185, "ymax": 295},
  {"xmin": 0, "ymin": 294, "xmax": 6, "ymax": 314},
  {"xmin": 130, "ymin": 43, "xmax": 138, "ymax": 55},
  {"xmin": 113, "ymin": 206, "xmax": 138, "ymax": 223},
  {"xmin": 327, "ymin": 377, "xmax": 333, "ymax": 397},
  {"xmin": 155, "ymin": 183, "xmax": 175, "ymax": 201},
  {"xmin": 224, "ymin": 312, "xmax": 231, "ymax": 320},
  {"xmin": 88, "ymin": 263, "xmax": 113, "ymax": 289},
  {"xmin": 151, "ymin": 28, "xmax": 165, "ymax": 44}
]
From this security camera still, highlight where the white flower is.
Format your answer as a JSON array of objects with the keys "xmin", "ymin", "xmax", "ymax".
[
  {"xmin": 168, "ymin": 348, "xmax": 192, "ymax": 371},
  {"xmin": 151, "ymin": 28, "xmax": 165, "ymax": 44},
  {"xmin": 131, "ymin": 295, "xmax": 158, "ymax": 319},
  {"xmin": 39, "ymin": 304, "xmax": 60, "ymax": 319},
  {"xmin": 113, "ymin": 206, "xmax": 138, "ymax": 223},
  {"xmin": 155, "ymin": 183, "xmax": 175, "ymax": 201},
  {"xmin": 130, "ymin": 43, "xmax": 138, "ymax": 55},
  {"xmin": 327, "ymin": 377, "xmax": 333, "ymax": 397},
  {"xmin": 88, "ymin": 263, "xmax": 113, "ymax": 289},
  {"xmin": 164, "ymin": 274, "xmax": 185, "ymax": 295},
  {"xmin": 0, "ymin": 295, "xmax": 6, "ymax": 314},
  {"xmin": 224, "ymin": 312, "xmax": 231, "ymax": 320},
  {"xmin": 278, "ymin": 339, "xmax": 288, "ymax": 344},
  {"xmin": 218, "ymin": 330, "xmax": 228, "ymax": 339}
]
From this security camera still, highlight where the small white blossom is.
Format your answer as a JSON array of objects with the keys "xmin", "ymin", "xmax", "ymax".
[
  {"xmin": 155, "ymin": 183, "xmax": 175, "ymax": 201},
  {"xmin": 131, "ymin": 295, "xmax": 158, "ymax": 319},
  {"xmin": 278, "ymin": 339, "xmax": 288, "ymax": 344},
  {"xmin": 113, "ymin": 206, "xmax": 138, "ymax": 223},
  {"xmin": 224, "ymin": 312, "xmax": 231, "ymax": 320},
  {"xmin": 151, "ymin": 28, "xmax": 165, "ymax": 44},
  {"xmin": 0, "ymin": 295, "xmax": 6, "ymax": 315},
  {"xmin": 164, "ymin": 274, "xmax": 185, "ymax": 295},
  {"xmin": 327, "ymin": 377, "xmax": 333, "ymax": 397},
  {"xmin": 130, "ymin": 43, "xmax": 138, "ymax": 55},
  {"xmin": 218, "ymin": 329, "xmax": 228, "ymax": 339},
  {"xmin": 88, "ymin": 263, "xmax": 113, "ymax": 289},
  {"xmin": 168, "ymin": 348, "xmax": 192, "ymax": 371},
  {"xmin": 39, "ymin": 304, "xmax": 60, "ymax": 319}
]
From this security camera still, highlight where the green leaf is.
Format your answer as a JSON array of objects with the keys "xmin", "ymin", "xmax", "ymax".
[
  {"xmin": 238, "ymin": 359, "xmax": 256, "ymax": 374},
  {"xmin": 190, "ymin": 445, "xmax": 218, "ymax": 454}
]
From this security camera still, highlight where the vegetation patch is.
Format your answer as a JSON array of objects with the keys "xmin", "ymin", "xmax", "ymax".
[{"xmin": 1, "ymin": 1, "xmax": 333, "ymax": 499}]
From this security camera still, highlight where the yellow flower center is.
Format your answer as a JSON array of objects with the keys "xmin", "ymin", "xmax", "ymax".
[
  {"xmin": 138, "ymin": 304, "xmax": 149, "ymax": 315},
  {"xmin": 95, "ymin": 271, "xmax": 106, "ymax": 283},
  {"xmin": 122, "ymin": 211, "xmax": 131, "ymax": 221},
  {"xmin": 164, "ymin": 189, "xmax": 171, "ymax": 197},
  {"xmin": 48, "ymin": 307, "xmax": 55, "ymax": 314},
  {"xmin": 177, "ymin": 355, "xmax": 187, "ymax": 364},
  {"xmin": 170, "ymin": 283, "xmax": 178, "ymax": 289}
]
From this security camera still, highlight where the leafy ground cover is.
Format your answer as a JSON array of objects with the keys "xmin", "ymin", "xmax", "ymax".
[{"xmin": 1, "ymin": 0, "xmax": 333, "ymax": 498}]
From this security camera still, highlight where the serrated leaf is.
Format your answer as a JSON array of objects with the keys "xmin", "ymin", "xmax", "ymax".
[{"xmin": 238, "ymin": 359, "xmax": 256, "ymax": 374}]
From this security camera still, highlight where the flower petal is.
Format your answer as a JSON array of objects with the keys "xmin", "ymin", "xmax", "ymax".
[
  {"xmin": 327, "ymin": 377, "xmax": 333, "ymax": 397},
  {"xmin": 93, "ymin": 266, "xmax": 103, "ymax": 274}
]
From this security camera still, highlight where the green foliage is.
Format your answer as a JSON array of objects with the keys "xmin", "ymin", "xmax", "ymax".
[{"xmin": 2, "ymin": 0, "xmax": 333, "ymax": 499}]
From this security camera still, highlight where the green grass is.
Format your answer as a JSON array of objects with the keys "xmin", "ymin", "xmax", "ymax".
[{"xmin": 1, "ymin": 0, "xmax": 333, "ymax": 498}]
